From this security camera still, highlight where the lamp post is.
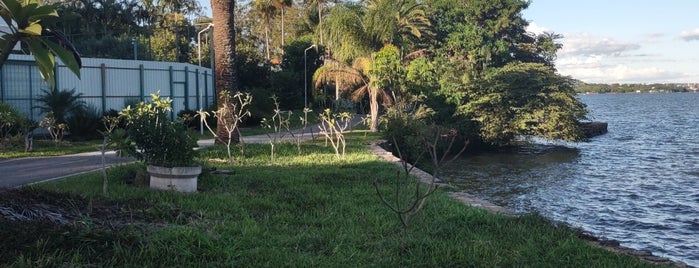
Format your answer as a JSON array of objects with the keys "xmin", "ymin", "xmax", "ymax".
[
  {"xmin": 304, "ymin": 44, "xmax": 316, "ymax": 108},
  {"xmin": 198, "ymin": 23, "xmax": 214, "ymax": 66},
  {"xmin": 197, "ymin": 23, "xmax": 214, "ymax": 135}
]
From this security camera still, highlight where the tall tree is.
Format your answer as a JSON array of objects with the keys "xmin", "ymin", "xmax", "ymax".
[
  {"xmin": 316, "ymin": 1, "xmax": 430, "ymax": 132},
  {"xmin": 425, "ymin": 0, "xmax": 587, "ymax": 144},
  {"xmin": 211, "ymin": 0, "xmax": 239, "ymax": 143},
  {"xmin": 273, "ymin": 0, "xmax": 292, "ymax": 47},
  {"xmin": 364, "ymin": 0, "xmax": 431, "ymax": 48},
  {"xmin": 303, "ymin": 0, "xmax": 330, "ymax": 44},
  {"xmin": 252, "ymin": 0, "xmax": 276, "ymax": 60}
]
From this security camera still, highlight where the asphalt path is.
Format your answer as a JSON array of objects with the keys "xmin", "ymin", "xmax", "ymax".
[
  {"xmin": 0, "ymin": 151, "xmax": 133, "ymax": 188},
  {"xmin": 0, "ymin": 114, "xmax": 366, "ymax": 188}
]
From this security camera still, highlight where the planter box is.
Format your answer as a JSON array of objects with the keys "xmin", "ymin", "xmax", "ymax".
[{"xmin": 147, "ymin": 165, "xmax": 202, "ymax": 193}]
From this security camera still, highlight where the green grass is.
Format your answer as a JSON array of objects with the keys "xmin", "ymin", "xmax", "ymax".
[
  {"xmin": 240, "ymin": 109, "xmax": 321, "ymax": 136},
  {"xmin": 0, "ymin": 139, "xmax": 103, "ymax": 159},
  {"xmin": 0, "ymin": 132, "xmax": 665, "ymax": 267}
]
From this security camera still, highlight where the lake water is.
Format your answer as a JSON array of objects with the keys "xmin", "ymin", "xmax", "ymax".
[{"xmin": 442, "ymin": 93, "xmax": 699, "ymax": 266}]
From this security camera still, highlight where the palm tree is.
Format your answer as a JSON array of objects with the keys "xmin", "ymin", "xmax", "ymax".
[
  {"xmin": 304, "ymin": 0, "xmax": 329, "ymax": 44},
  {"xmin": 273, "ymin": 0, "xmax": 292, "ymax": 47},
  {"xmin": 211, "ymin": 0, "xmax": 239, "ymax": 143},
  {"xmin": 313, "ymin": 56, "xmax": 393, "ymax": 132},
  {"xmin": 252, "ymin": 0, "xmax": 277, "ymax": 60},
  {"xmin": 364, "ymin": 0, "xmax": 431, "ymax": 47},
  {"xmin": 314, "ymin": 0, "xmax": 430, "ymax": 132}
]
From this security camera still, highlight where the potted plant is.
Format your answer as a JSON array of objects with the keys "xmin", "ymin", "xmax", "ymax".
[{"xmin": 118, "ymin": 92, "xmax": 200, "ymax": 192}]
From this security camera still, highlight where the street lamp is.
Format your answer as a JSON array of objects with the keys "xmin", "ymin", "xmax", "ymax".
[
  {"xmin": 304, "ymin": 44, "xmax": 317, "ymax": 108},
  {"xmin": 198, "ymin": 23, "xmax": 214, "ymax": 67},
  {"xmin": 197, "ymin": 23, "xmax": 214, "ymax": 135}
]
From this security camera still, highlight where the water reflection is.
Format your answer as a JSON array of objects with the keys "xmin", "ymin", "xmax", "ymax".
[
  {"xmin": 443, "ymin": 144, "xmax": 580, "ymax": 208},
  {"xmin": 441, "ymin": 93, "xmax": 699, "ymax": 267}
]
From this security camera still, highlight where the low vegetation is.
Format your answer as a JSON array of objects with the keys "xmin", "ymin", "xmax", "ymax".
[{"xmin": 0, "ymin": 133, "xmax": 665, "ymax": 267}]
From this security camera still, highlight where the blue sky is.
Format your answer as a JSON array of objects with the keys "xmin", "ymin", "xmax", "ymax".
[
  {"xmin": 524, "ymin": 0, "xmax": 699, "ymax": 83},
  {"xmin": 199, "ymin": 0, "xmax": 699, "ymax": 84}
]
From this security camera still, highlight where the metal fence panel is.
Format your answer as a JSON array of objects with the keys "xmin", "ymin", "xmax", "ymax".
[{"xmin": 0, "ymin": 54, "xmax": 214, "ymax": 121}]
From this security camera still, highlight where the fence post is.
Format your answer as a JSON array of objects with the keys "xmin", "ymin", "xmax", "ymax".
[
  {"xmin": 168, "ymin": 65, "xmax": 174, "ymax": 119},
  {"xmin": 0, "ymin": 64, "xmax": 4, "ymax": 101},
  {"xmin": 204, "ymin": 70, "xmax": 209, "ymax": 108},
  {"xmin": 184, "ymin": 66, "xmax": 189, "ymax": 109},
  {"xmin": 195, "ymin": 68, "xmax": 200, "ymax": 110},
  {"xmin": 168, "ymin": 66, "xmax": 174, "ymax": 98},
  {"xmin": 139, "ymin": 64, "xmax": 145, "ymax": 100},
  {"xmin": 101, "ymin": 63, "xmax": 107, "ymax": 114},
  {"xmin": 53, "ymin": 58, "xmax": 59, "ymax": 90},
  {"xmin": 28, "ymin": 65, "xmax": 34, "ymax": 121}
]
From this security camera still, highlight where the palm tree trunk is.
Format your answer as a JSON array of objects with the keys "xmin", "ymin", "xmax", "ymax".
[
  {"xmin": 281, "ymin": 7, "xmax": 285, "ymax": 47},
  {"xmin": 370, "ymin": 88, "xmax": 379, "ymax": 132},
  {"xmin": 335, "ymin": 79, "xmax": 341, "ymax": 100},
  {"xmin": 265, "ymin": 25, "xmax": 270, "ymax": 59},
  {"xmin": 318, "ymin": 0, "xmax": 323, "ymax": 44},
  {"xmin": 211, "ymin": 0, "xmax": 240, "ymax": 144}
]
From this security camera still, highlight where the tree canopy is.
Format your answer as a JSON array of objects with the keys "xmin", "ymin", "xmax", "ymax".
[{"xmin": 6, "ymin": 0, "xmax": 589, "ymax": 146}]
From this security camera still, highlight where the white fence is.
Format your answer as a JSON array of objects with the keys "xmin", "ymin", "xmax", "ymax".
[{"xmin": 0, "ymin": 54, "xmax": 215, "ymax": 121}]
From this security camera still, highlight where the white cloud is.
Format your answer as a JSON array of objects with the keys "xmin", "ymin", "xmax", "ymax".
[
  {"xmin": 549, "ymin": 32, "xmax": 695, "ymax": 83},
  {"xmin": 560, "ymin": 33, "xmax": 640, "ymax": 57},
  {"xmin": 526, "ymin": 22, "xmax": 549, "ymax": 35},
  {"xmin": 680, "ymin": 28, "xmax": 699, "ymax": 41},
  {"xmin": 557, "ymin": 61, "xmax": 687, "ymax": 83}
]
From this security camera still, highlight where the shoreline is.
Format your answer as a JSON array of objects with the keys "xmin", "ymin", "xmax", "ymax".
[{"xmin": 367, "ymin": 140, "xmax": 692, "ymax": 267}]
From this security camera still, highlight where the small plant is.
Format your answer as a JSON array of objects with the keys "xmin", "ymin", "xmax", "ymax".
[
  {"xmin": 39, "ymin": 112, "xmax": 67, "ymax": 144},
  {"xmin": 97, "ymin": 116, "xmax": 120, "ymax": 196},
  {"xmin": 317, "ymin": 109, "xmax": 351, "ymax": 159},
  {"xmin": 0, "ymin": 102, "xmax": 36, "ymax": 152},
  {"xmin": 198, "ymin": 91, "xmax": 252, "ymax": 166},
  {"xmin": 119, "ymin": 92, "xmax": 197, "ymax": 167},
  {"xmin": 260, "ymin": 95, "xmax": 294, "ymax": 164},
  {"xmin": 296, "ymin": 107, "xmax": 314, "ymax": 154},
  {"xmin": 373, "ymin": 125, "xmax": 468, "ymax": 257}
]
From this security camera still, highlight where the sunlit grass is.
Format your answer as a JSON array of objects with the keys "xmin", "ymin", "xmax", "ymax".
[{"xmin": 2, "ymin": 132, "xmax": 665, "ymax": 267}]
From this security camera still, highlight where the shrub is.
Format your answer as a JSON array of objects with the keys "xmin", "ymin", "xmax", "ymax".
[
  {"xmin": 119, "ymin": 92, "xmax": 198, "ymax": 167},
  {"xmin": 66, "ymin": 105, "xmax": 102, "ymax": 140}
]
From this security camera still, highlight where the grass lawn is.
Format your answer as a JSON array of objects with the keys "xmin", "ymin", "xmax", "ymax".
[
  {"xmin": 0, "ymin": 139, "xmax": 104, "ymax": 159},
  {"xmin": 0, "ymin": 132, "xmax": 665, "ymax": 267}
]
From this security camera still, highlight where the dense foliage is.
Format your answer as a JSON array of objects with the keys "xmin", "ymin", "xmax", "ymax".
[
  {"xmin": 118, "ymin": 93, "xmax": 198, "ymax": 167},
  {"xmin": 4, "ymin": 0, "xmax": 591, "ymax": 146}
]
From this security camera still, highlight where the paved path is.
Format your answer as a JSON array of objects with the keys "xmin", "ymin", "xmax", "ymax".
[
  {"xmin": 0, "ymin": 151, "xmax": 133, "ymax": 188},
  {"xmin": 1, "ymin": 115, "xmax": 367, "ymax": 188}
]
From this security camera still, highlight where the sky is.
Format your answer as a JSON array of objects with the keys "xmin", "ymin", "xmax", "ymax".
[
  {"xmin": 523, "ymin": 0, "xmax": 699, "ymax": 84},
  {"xmin": 197, "ymin": 0, "xmax": 699, "ymax": 84}
]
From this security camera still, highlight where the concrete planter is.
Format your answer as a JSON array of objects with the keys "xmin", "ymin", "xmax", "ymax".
[{"xmin": 147, "ymin": 165, "xmax": 202, "ymax": 193}]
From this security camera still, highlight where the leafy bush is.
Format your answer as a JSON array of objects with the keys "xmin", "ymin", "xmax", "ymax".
[
  {"xmin": 0, "ymin": 102, "xmax": 24, "ymax": 138},
  {"xmin": 35, "ymin": 88, "xmax": 85, "ymax": 124},
  {"xmin": 66, "ymin": 105, "xmax": 102, "ymax": 140},
  {"xmin": 119, "ymin": 92, "xmax": 198, "ymax": 167}
]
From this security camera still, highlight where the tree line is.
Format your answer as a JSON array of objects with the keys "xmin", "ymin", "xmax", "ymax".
[
  {"xmin": 5, "ymin": 0, "xmax": 590, "ymax": 147},
  {"xmin": 575, "ymin": 82, "xmax": 697, "ymax": 94}
]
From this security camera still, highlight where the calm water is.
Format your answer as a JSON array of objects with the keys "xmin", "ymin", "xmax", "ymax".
[{"xmin": 443, "ymin": 93, "xmax": 699, "ymax": 266}]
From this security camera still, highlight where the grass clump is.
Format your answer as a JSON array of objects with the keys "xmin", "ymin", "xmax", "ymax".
[{"xmin": 0, "ymin": 133, "xmax": 666, "ymax": 267}]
